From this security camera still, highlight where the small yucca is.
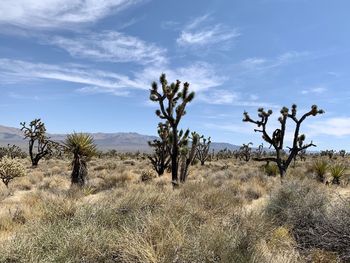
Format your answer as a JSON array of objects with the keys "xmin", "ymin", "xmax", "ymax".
[
  {"xmin": 330, "ymin": 163, "xmax": 346, "ymax": 185},
  {"xmin": 0, "ymin": 156, "xmax": 26, "ymax": 188},
  {"xmin": 64, "ymin": 133, "xmax": 97, "ymax": 186},
  {"xmin": 313, "ymin": 160, "xmax": 328, "ymax": 182},
  {"xmin": 265, "ymin": 163, "xmax": 279, "ymax": 177}
]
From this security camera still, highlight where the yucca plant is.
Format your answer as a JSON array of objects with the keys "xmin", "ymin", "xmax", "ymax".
[
  {"xmin": 313, "ymin": 160, "xmax": 328, "ymax": 182},
  {"xmin": 265, "ymin": 162, "xmax": 279, "ymax": 177},
  {"xmin": 330, "ymin": 163, "xmax": 346, "ymax": 185},
  {"xmin": 64, "ymin": 133, "xmax": 97, "ymax": 186}
]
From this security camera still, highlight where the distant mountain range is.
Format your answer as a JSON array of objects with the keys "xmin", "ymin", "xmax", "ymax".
[{"xmin": 0, "ymin": 125, "xmax": 240, "ymax": 153}]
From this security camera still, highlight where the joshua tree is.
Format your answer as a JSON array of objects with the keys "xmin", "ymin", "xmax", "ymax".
[
  {"xmin": 20, "ymin": 119, "xmax": 59, "ymax": 167},
  {"xmin": 150, "ymin": 73, "xmax": 195, "ymax": 185},
  {"xmin": 196, "ymin": 135, "xmax": 211, "ymax": 165},
  {"xmin": 0, "ymin": 156, "xmax": 26, "ymax": 188},
  {"xmin": 217, "ymin": 148, "xmax": 233, "ymax": 160},
  {"xmin": 243, "ymin": 104, "xmax": 324, "ymax": 177},
  {"xmin": 179, "ymin": 132, "xmax": 199, "ymax": 182},
  {"xmin": 321, "ymin": 150, "xmax": 334, "ymax": 159},
  {"xmin": 64, "ymin": 133, "xmax": 97, "ymax": 186},
  {"xmin": 339, "ymin": 150, "xmax": 346, "ymax": 158},
  {"xmin": 239, "ymin": 142, "xmax": 253, "ymax": 162},
  {"xmin": 255, "ymin": 143, "xmax": 264, "ymax": 158},
  {"xmin": 148, "ymin": 122, "xmax": 171, "ymax": 176}
]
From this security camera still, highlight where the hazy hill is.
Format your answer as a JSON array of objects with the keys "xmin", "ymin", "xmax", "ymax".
[{"xmin": 0, "ymin": 125, "xmax": 240, "ymax": 153}]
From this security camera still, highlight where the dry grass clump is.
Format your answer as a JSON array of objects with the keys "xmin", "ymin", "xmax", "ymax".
[{"xmin": 266, "ymin": 179, "xmax": 350, "ymax": 261}]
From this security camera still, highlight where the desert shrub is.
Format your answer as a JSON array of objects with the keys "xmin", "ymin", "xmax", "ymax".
[
  {"xmin": 312, "ymin": 160, "xmax": 328, "ymax": 182},
  {"xmin": 123, "ymin": 160, "xmax": 135, "ymax": 166},
  {"xmin": 266, "ymin": 179, "xmax": 350, "ymax": 261},
  {"xmin": 329, "ymin": 163, "xmax": 346, "ymax": 185},
  {"xmin": 266, "ymin": 179, "xmax": 328, "ymax": 227},
  {"xmin": 0, "ymin": 144, "xmax": 27, "ymax": 159},
  {"xmin": 264, "ymin": 163, "xmax": 279, "ymax": 177},
  {"xmin": 93, "ymin": 165, "xmax": 105, "ymax": 171},
  {"xmin": 140, "ymin": 170, "xmax": 156, "ymax": 182},
  {"xmin": 244, "ymin": 186, "xmax": 263, "ymax": 201},
  {"xmin": 92, "ymin": 173, "xmax": 132, "ymax": 193},
  {"xmin": 0, "ymin": 156, "xmax": 26, "ymax": 188}
]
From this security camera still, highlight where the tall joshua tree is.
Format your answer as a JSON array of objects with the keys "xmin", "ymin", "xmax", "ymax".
[
  {"xmin": 150, "ymin": 73, "xmax": 195, "ymax": 185},
  {"xmin": 239, "ymin": 142, "xmax": 253, "ymax": 162},
  {"xmin": 20, "ymin": 119, "xmax": 59, "ymax": 167},
  {"xmin": 243, "ymin": 104, "xmax": 324, "ymax": 177},
  {"xmin": 148, "ymin": 122, "xmax": 171, "ymax": 176},
  {"xmin": 64, "ymin": 133, "xmax": 97, "ymax": 186},
  {"xmin": 196, "ymin": 135, "xmax": 211, "ymax": 165}
]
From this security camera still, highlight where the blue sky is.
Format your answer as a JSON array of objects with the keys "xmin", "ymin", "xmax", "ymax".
[{"xmin": 0, "ymin": 0, "xmax": 350, "ymax": 150}]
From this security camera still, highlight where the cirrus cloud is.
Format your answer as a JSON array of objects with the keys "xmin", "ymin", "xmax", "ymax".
[
  {"xmin": 0, "ymin": 0, "xmax": 142, "ymax": 29},
  {"xmin": 50, "ymin": 31, "xmax": 167, "ymax": 65}
]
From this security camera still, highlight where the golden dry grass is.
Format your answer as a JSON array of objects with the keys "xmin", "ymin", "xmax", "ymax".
[{"xmin": 0, "ymin": 155, "xmax": 348, "ymax": 262}]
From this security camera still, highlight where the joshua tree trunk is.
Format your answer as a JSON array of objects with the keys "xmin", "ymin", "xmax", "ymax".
[
  {"xmin": 171, "ymin": 128, "xmax": 179, "ymax": 185},
  {"xmin": 71, "ymin": 154, "xmax": 87, "ymax": 186}
]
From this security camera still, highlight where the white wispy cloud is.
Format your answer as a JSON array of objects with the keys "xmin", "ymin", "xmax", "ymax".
[
  {"xmin": 198, "ymin": 90, "xmax": 239, "ymax": 104},
  {"xmin": 176, "ymin": 14, "xmax": 239, "ymax": 47},
  {"xmin": 239, "ymin": 51, "xmax": 311, "ymax": 72},
  {"xmin": 240, "ymin": 58, "xmax": 267, "ymax": 69},
  {"xmin": 136, "ymin": 62, "xmax": 226, "ymax": 92},
  {"xmin": 0, "ymin": 58, "xmax": 224, "ymax": 95},
  {"xmin": 0, "ymin": 58, "xmax": 144, "ymax": 93},
  {"xmin": 0, "ymin": 0, "xmax": 141, "ymax": 29},
  {"xmin": 301, "ymin": 86, "xmax": 327, "ymax": 95},
  {"xmin": 307, "ymin": 117, "xmax": 350, "ymax": 137},
  {"xmin": 197, "ymin": 89, "xmax": 280, "ymax": 108},
  {"xmin": 50, "ymin": 31, "xmax": 167, "ymax": 65}
]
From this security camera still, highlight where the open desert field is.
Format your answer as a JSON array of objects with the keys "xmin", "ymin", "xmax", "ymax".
[{"xmin": 0, "ymin": 153, "xmax": 349, "ymax": 263}]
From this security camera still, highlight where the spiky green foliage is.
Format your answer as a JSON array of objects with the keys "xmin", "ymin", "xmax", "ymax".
[
  {"xmin": 313, "ymin": 160, "xmax": 328, "ymax": 182},
  {"xmin": 0, "ymin": 156, "xmax": 26, "ymax": 188},
  {"xmin": 64, "ymin": 133, "xmax": 97, "ymax": 186},
  {"xmin": 195, "ymin": 134, "xmax": 211, "ymax": 165},
  {"xmin": 150, "ymin": 73, "xmax": 195, "ymax": 185},
  {"xmin": 330, "ymin": 163, "xmax": 346, "ymax": 185},
  {"xmin": 20, "ymin": 119, "xmax": 60, "ymax": 167},
  {"xmin": 243, "ymin": 104, "xmax": 324, "ymax": 177},
  {"xmin": 148, "ymin": 122, "xmax": 171, "ymax": 176}
]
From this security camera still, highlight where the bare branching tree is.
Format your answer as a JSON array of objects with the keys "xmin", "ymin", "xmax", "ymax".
[
  {"xmin": 20, "ymin": 119, "xmax": 60, "ymax": 167},
  {"xmin": 239, "ymin": 142, "xmax": 253, "ymax": 162},
  {"xmin": 196, "ymin": 135, "xmax": 211, "ymax": 165},
  {"xmin": 243, "ymin": 104, "xmax": 324, "ymax": 177}
]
